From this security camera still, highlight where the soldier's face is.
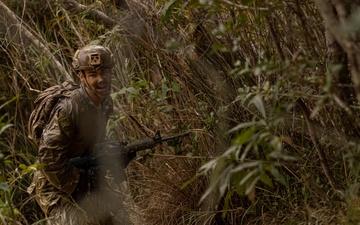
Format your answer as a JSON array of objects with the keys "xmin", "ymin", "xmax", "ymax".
[{"xmin": 78, "ymin": 68, "xmax": 112, "ymax": 104}]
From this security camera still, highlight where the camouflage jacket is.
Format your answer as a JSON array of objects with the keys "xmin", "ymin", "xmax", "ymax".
[{"xmin": 28, "ymin": 83, "xmax": 113, "ymax": 214}]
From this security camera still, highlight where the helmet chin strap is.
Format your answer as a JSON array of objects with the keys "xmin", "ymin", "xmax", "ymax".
[
  {"xmin": 81, "ymin": 72, "xmax": 101, "ymax": 97},
  {"xmin": 82, "ymin": 71, "xmax": 108, "ymax": 98}
]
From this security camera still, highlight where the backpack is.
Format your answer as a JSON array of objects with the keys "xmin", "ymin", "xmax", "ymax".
[{"xmin": 28, "ymin": 80, "xmax": 79, "ymax": 143}]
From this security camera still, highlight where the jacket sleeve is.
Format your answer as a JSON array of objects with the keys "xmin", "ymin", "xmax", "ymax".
[{"xmin": 38, "ymin": 100, "xmax": 80, "ymax": 195}]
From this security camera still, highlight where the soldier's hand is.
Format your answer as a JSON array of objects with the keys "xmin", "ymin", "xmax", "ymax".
[
  {"xmin": 122, "ymin": 151, "xmax": 136, "ymax": 167},
  {"xmin": 74, "ymin": 168, "xmax": 89, "ymax": 196}
]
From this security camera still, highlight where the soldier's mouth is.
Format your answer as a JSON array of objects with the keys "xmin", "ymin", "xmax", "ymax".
[{"xmin": 95, "ymin": 85, "xmax": 110, "ymax": 94}]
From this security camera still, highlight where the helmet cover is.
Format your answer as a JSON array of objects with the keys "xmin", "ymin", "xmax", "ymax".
[{"xmin": 72, "ymin": 44, "xmax": 114, "ymax": 71}]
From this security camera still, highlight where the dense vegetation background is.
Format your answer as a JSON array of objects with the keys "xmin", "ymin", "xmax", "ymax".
[{"xmin": 1, "ymin": 0, "xmax": 360, "ymax": 224}]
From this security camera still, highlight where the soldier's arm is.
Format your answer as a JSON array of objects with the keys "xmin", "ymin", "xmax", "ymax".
[{"xmin": 38, "ymin": 100, "xmax": 80, "ymax": 195}]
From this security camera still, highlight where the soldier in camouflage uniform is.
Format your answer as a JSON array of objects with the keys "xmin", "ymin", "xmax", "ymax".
[{"xmin": 27, "ymin": 44, "xmax": 133, "ymax": 224}]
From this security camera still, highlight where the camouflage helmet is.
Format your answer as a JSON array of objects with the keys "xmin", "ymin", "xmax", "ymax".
[{"xmin": 72, "ymin": 44, "xmax": 114, "ymax": 71}]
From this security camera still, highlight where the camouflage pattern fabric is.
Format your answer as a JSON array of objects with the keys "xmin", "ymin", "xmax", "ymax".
[
  {"xmin": 45, "ymin": 185, "xmax": 125, "ymax": 225},
  {"xmin": 27, "ymin": 83, "xmax": 129, "ymax": 224}
]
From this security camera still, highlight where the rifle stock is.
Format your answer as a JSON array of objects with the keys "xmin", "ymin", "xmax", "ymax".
[{"xmin": 69, "ymin": 131, "xmax": 189, "ymax": 168}]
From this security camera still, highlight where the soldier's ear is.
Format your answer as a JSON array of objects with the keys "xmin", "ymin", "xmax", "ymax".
[{"xmin": 77, "ymin": 71, "xmax": 85, "ymax": 81}]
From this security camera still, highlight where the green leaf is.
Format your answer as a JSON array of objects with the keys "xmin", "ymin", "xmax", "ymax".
[
  {"xmin": 0, "ymin": 153, "xmax": 4, "ymax": 167},
  {"xmin": 240, "ymin": 168, "xmax": 259, "ymax": 186},
  {"xmin": 231, "ymin": 161, "xmax": 260, "ymax": 174},
  {"xmin": 181, "ymin": 174, "xmax": 199, "ymax": 190},
  {"xmin": 199, "ymin": 157, "xmax": 227, "ymax": 204},
  {"xmin": 158, "ymin": 105, "xmax": 174, "ymax": 112},
  {"xmin": 222, "ymin": 145, "xmax": 239, "ymax": 160},
  {"xmin": 172, "ymin": 81, "xmax": 181, "ymax": 92},
  {"xmin": 245, "ymin": 176, "xmax": 260, "ymax": 195},
  {"xmin": 228, "ymin": 121, "xmax": 258, "ymax": 134},
  {"xmin": 126, "ymin": 87, "xmax": 139, "ymax": 95},
  {"xmin": 219, "ymin": 166, "xmax": 233, "ymax": 198},
  {"xmin": 269, "ymin": 166, "xmax": 286, "ymax": 185},
  {"xmin": 160, "ymin": 0, "xmax": 182, "ymax": 23},
  {"xmin": 222, "ymin": 190, "xmax": 233, "ymax": 217},
  {"xmin": 0, "ymin": 95, "xmax": 18, "ymax": 110},
  {"xmin": 198, "ymin": 158, "xmax": 218, "ymax": 174},
  {"xmin": 199, "ymin": 169, "xmax": 223, "ymax": 204},
  {"xmin": 162, "ymin": 83, "xmax": 169, "ymax": 99},
  {"xmin": 259, "ymin": 172, "xmax": 274, "ymax": 188},
  {"xmin": 231, "ymin": 128, "xmax": 255, "ymax": 146},
  {"xmin": 251, "ymin": 95, "xmax": 266, "ymax": 119},
  {"xmin": 269, "ymin": 150, "xmax": 297, "ymax": 161},
  {"xmin": 110, "ymin": 87, "xmax": 127, "ymax": 99},
  {"xmin": 270, "ymin": 136, "xmax": 282, "ymax": 151},
  {"xmin": 0, "ymin": 182, "xmax": 9, "ymax": 192}
]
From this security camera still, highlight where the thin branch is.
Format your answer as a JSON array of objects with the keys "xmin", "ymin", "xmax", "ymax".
[
  {"xmin": 0, "ymin": 1, "xmax": 73, "ymax": 81},
  {"xmin": 60, "ymin": 8, "xmax": 85, "ymax": 47},
  {"xmin": 296, "ymin": 99, "xmax": 339, "ymax": 192},
  {"xmin": 59, "ymin": 0, "xmax": 116, "ymax": 29},
  {"xmin": 219, "ymin": 0, "xmax": 269, "ymax": 11}
]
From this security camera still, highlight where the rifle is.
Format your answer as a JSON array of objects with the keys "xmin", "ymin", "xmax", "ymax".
[{"xmin": 69, "ymin": 131, "xmax": 189, "ymax": 168}]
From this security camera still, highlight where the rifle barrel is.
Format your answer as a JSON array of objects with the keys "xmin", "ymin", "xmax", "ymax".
[
  {"xmin": 123, "ymin": 132, "xmax": 189, "ymax": 153},
  {"xmin": 123, "ymin": 138, "xmax": 157, "ymax": 152}
]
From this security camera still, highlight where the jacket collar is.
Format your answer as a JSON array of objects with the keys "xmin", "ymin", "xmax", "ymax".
[{"xmin": 79, "ymin": 83, "xmax": 113, "ymax": 114}]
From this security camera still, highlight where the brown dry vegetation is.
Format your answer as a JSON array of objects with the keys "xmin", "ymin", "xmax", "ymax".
[{"xmin": 1, "ymin": 0, "xmax": 360, "ymax": 224}]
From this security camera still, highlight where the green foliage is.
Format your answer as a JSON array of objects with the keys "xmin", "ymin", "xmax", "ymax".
[
  {"xmin": 0, "ymin": 96, "xmax": 18, "ymax": 135},
  {"xmin": 198, "ymin": 93, "xmax": 297, "ymax": 213},
  {"xmin": 0, "ymin": 97, "xmax": 19, "ymax": 223}
]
